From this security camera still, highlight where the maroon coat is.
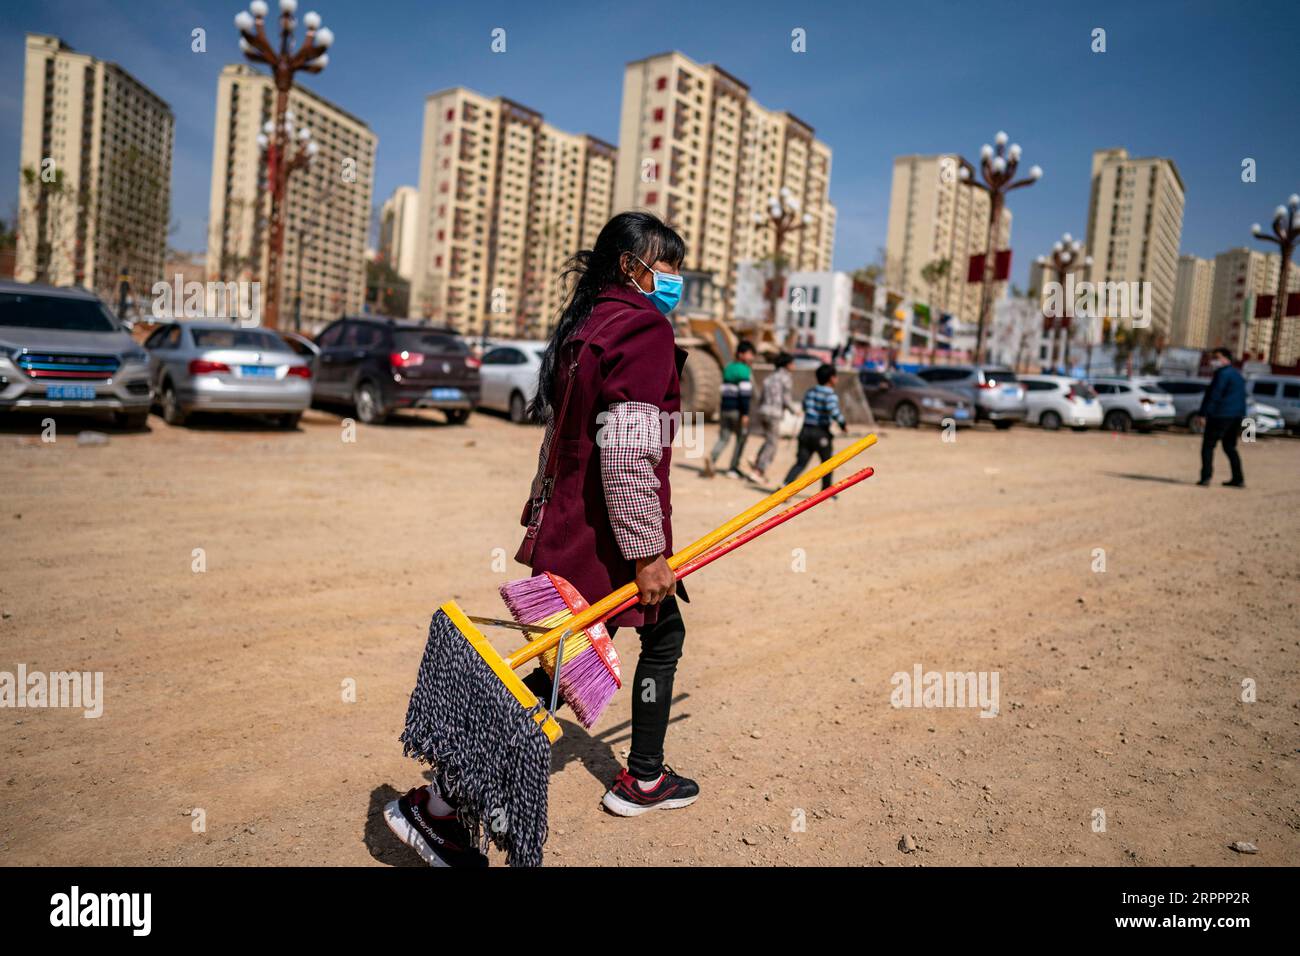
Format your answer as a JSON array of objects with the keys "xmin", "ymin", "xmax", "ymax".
[{"xmin": 518, "ymin": 283, "xmax": 687, "ymax": 629}]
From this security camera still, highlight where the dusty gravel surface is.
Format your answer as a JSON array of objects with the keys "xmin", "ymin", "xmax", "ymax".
[{"xmin": 1, "ymin": 408, "xmax": 1296, "ymax": 867}]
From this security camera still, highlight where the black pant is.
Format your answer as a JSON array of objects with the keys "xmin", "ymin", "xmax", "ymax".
[
  {"xmin": 618, "ymin": 595, "xmax": 686, "ymax": 780},
  {"xmin": 524, "ymin": 595, "xmax": 686, "ymax": 781},
  {"xmin": 784, "ymin": 424, "xmax": 834, "ymax": 491},
  {"xmin": 1200, "ymin": 416, "xmax": 1243, "ymax": 484}
]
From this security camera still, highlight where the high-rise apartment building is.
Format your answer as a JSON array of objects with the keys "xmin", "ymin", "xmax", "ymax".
[
  {"xmin": 884, "ymin": 154, "xmax": 1012, "ymax": 326},
  {"xmin": 379, "ymin": 185, "xmax": 419, "ymax": 281},
  {"xmin": 1083, "ymin": 148, "xmax": 1185, "ymax": 341},
  {"xmin": 206, "ymin": 64, "xmax": 375, "ymax": 332},
  {"xmin": 16, "ymin": 34, "xmax": 174, "ymax": 303},
  {"xmin": 1206, "ymin": 247, "xmax": 1300, "ymax": 363},
  {"xmin": 614, "ymin": 51, "xmax": 835, "ymax": 320},
  {"xmin": 1171, "ymin": 254, "xmax": 1215, "ymax": 349},
  {"xmin": 409, "ymin": 87, "xmax": 616, "ymax": 336}
]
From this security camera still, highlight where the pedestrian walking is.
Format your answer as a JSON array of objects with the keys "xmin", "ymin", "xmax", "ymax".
[
  {"xmin": 1195, "ymin": 347, "xmax": 1247, "ymax": 488},
  {"xmin": 784, "ymin": 363, "xmax": 848, "ymax": 493},
  {"xmin": 705, "ymin": 340, "xmax": 755, "ymax": 478},
  {"xmin": 750, "ymin": 352, "xmax": 799, "ymax": 480}
]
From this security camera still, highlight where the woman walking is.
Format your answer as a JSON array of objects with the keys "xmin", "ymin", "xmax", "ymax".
[{"xmin": 385, "ymin": 211, "xmax": 700, "ymax": 866}]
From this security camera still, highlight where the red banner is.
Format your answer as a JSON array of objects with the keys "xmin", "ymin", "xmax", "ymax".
[
  {"xmin": 967, "ymin": 250, "xmax": 1012, "ymax": 283},
  {"xmin": 1254, "ymin": 295, "xmax": 1274, "ymax": 318}
]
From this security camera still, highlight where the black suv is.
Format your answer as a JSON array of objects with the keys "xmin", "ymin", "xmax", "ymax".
[{"xmin": 310, "ymin": 317, "xmax": 480, "ymax": 424}]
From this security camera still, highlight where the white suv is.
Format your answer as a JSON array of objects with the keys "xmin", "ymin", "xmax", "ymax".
[
  {"xmin": 1088, "ymin": 377, "xmax": 1176, "ymax": 432},
  {"xmin": 1018, "ymin": 374, "xmax": 1103, "ymax": 430}
]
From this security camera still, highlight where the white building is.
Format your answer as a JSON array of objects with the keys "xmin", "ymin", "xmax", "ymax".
[{"xmin": 379, "ymin": 185, "xmax": 419, "ymax": 281}]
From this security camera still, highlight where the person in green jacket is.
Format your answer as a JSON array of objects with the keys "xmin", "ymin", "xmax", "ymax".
[{"xmin": 704, "ymin": 340, "xmax": 755, "ymax": 478}]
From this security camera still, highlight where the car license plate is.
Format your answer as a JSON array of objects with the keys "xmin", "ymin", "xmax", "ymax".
[
  {"xmin": 1001, "ymin": 385, "xmax": 1018, "ymax": 395},
  {"xmin": 429, "ymin": 387, "xmax": 463, "ymax": 401},
  {"xmin": 953, "ymin": 408, "xmax": 970, "ymax": 419},
  {"xmin": 240, "ymin": 365, "xmax": 275, "ymax": 377},
  {"xmin": 45, "ymin": 385, "xmax": 96, "ymax": 400}
]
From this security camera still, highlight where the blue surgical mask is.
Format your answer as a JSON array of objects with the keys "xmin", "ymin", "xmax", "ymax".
[{"xmin": 633, "ymin": 255, "xmax": 683, "ymax": 315}]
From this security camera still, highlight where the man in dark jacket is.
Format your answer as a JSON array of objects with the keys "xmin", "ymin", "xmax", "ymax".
[{"xmin": 1195, "ymin": 348, "xmax": 1247, "ymax": 488}]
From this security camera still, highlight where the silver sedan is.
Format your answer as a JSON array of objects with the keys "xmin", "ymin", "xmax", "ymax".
[{"xmin": 143, "ymin": 322, "xmax": 312, "ymax": 428}]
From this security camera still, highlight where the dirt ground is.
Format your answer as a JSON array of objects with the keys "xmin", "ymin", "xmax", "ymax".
[{"xmin": 1, "ymin": 407, "xmax": 1296, "ymax": 867}]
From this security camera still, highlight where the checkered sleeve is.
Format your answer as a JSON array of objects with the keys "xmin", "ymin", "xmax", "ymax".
[{"xmin": 600, "ymin": 400, "xmax": 665, "ymax": 561}]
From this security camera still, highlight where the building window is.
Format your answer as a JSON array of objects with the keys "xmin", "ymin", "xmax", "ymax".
[
  {"xmin": 653, "ymin": 108, "xmax": 664, "ymax": 122},
  {"xmin": 651, "ymin": 136, "xmax": 662, "ymax": 150},
  {"xmin": 656, "ymin": 76, "xmax": 667, "ymax": 91}
]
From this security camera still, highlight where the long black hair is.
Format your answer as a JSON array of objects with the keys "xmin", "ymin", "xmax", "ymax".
[{"xmin": 528, "ymin": 211, "xmax": 686, "ymax": 423}]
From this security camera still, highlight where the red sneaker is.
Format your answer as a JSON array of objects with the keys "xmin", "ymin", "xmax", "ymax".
[{"xmin": 601, "ymin": 766, "xmax": 700, "ymax": 817}]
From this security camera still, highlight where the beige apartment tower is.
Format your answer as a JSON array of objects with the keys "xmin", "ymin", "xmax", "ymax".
[
  {"xmin": 410, "ymin": 88, "xmax": 616, "ymax": 336},
  {"xmin": 206, "ymin": 64, "xmax": 376, "ymax": 332},
  {"xmin": 379, "ymin": 185, "xmax": 419, "ymax": 281},
  {"xmin": 884, "ymin": 154, "xmax": 1012, "ymax": 326},
  {"xmin": 1206, "ymin": 247, "xmax": 1300, "ymax": 363},
  {"xmin": 614, "ymin": 51, "xmax": 835, "ymax": 320},
  {"xmin": 16, "ymin": 34, "xmax": 174, "ymax": 303},
  {"xmin": 1171, "ymin": 254, "xmax": 1215, "ymax": 349},
  {"xmin": 1083, "ymin": 148, "xmax": 1185, "ymax": 342}
]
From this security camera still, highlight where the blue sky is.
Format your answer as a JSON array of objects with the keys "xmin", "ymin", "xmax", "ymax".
[{"xmin": 2, "ymin": 0, "xmax": 1297, "ymax": 287}]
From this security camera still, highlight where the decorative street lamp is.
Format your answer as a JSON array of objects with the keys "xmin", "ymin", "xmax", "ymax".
[
  {"xmin": 235, "ymin": 0, "xmax": 332, "ymax": 329},
  {"xmin": 1250, "ymin": 193, "xmax": 1299, "ymax": 365},
  {"xmin": 958, "ymin": 132, "xmax": 1042, "ymax": 364},
  {"xmin": 752, "ymin": 187, "xmax": 813, "ymax": 348},
  {"xmin": 1036, "ymin": 233, "xmax": 1092, "ymax": 372}
]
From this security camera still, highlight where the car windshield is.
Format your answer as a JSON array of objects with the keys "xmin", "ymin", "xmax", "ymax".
[
  {"xmin": 1139, "ymin": 385, "xmax": 1169, "ymax": 395},
  {"xmin": 0, "ymin": 292, "xmax": 119, "ymax": 331},
  {"xmin": 890, "ymin": 372, "xmax": 928, "ymax": 388},
  {"xmin": 1070, "ymin": 381, "xmax": 1097, "ymax": 398},
  {"xmin": 982, "ymin": 369, "xmax": 1017, "ymax": 384},
  {"xmin": 192, "ymin": 328, "xmax": 286, "ymax": 350},
  {"xmin": 394, "ymin": 330, "xmax": 467, "ymax": 353}
]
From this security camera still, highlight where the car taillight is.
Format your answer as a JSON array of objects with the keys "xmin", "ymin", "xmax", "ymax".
[
  {"xmin": 287, "ymin": 365, "xmax": 311, "ymax": 379},
  {"xmin": 977, "ymin": 380, "xmax": 996, "ymax": 389},
  {"xmin": 389, "ymin": 350, "xmax": 424, "ymax": 368},
  {"xmin": 189, "ymin": 359, "xmax": 230, "ymax": 375},
  {"xmin": 1065, "ymin": 388, "xmax": 1077, "ymax": 400},
  {"xmin": 464, "ymin": 355, "xmax": 481, "ymax": 369}
]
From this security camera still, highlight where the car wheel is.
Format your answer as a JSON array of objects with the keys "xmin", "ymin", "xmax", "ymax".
[
  {"xmin": 508, "ymin": 390, "xmax": 527, "ymax": 424},
  {"xmin": 278, "ymin": 412, "xmax": 302, "ymax": 430},
  {"xmin": 161, "ymin": 381, "xmax": 187, "ymax": 426},
  {"xmin": 114, "ymin": 409, "xmax": 149, "ymax": 431},
  {"xmin": 354, "ymin": 381, "xmax": 387, "ymax": 424},
  {"xmin": 993, "ymin": 419, "xmax": 1014, "ymax": 430},
  {"xmin": 1104, "ymin": 410, "xmax": 1131, "ymax": 433},
  {"xmin": 893, "ymin": 401, "xmax": 919, "ymax": 428},
  {"xmin": 445, "ymin": 408, "xmax": 471, "ymax": 425},
  {"xmin": 1040, "ymin": 410, "xmax": 1062, "ymax": 431}
]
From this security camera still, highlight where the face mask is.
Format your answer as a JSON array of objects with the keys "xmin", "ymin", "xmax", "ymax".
[{"xmin": 633, "ymin": 255, "xmax": 683, "ymax": 315}]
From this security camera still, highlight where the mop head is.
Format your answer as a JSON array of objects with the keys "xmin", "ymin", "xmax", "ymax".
[{"xmin": 399, "ymin": 604, "xmax": 555, "ymax": 867}]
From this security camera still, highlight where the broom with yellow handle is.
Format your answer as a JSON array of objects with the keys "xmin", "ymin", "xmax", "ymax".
[
  {"xmin": 497, "ymin": 462, "xmax": 876, "ymax": 728},
  {"xmin": 398, "ymin": 431, "xmax": 877, "ymax": 866}
]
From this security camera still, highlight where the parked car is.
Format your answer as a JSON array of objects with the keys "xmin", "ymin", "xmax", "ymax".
[
  {"xmin": 1246, "ymin": 374, "xmax": 1300, "ymax": 434},
  {"xmin": 1154, "ymin": 376, "xmax": 1212, "ymax": 430},
  {"xmin": 857, "ymin": 369, "xmax": 973, "ymax": 428},
  {"xmin": 914, "ymin": 365, "xmax": 1026, "ymax": 428},
  {"xmin": 1087, "ymin": 377, "xmax": 1176, "ymax": 432},
  {"xmin": 478, "ymin": 340, "xmax": 545, "ymax": 423},
  {"xmin": 1017, "ymin": 374, "xmax": 1103, "ymax": 430},
  {"xmin": 311, "ymin": 317, "xmax": 480, "ymax": 424},
  {"xmin": 143, "ymin": 322, "xmax": 312, "ymax": 428},
  {"xmin": 0, "ymin": 280, "xmax": 152, "ymax": 429}
]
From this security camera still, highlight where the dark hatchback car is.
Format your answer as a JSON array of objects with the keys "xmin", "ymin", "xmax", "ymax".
[
  {"xmin": 858, "ymin": 369, "xmax": 973, "ymax": 428},
  {"xmin": 310, "ymin": 317, "xmax": 480, "ymax": 424}
]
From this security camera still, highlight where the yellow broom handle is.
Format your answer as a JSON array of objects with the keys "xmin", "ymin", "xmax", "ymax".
[{"xmin": 505, "ymin": 431, "xmax": 877, "ymax": 668}]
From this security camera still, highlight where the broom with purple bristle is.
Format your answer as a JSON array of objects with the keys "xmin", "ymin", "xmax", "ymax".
[{"xmin": 500, "ymin": 465, "xmax": 875, "ymax": 727}]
